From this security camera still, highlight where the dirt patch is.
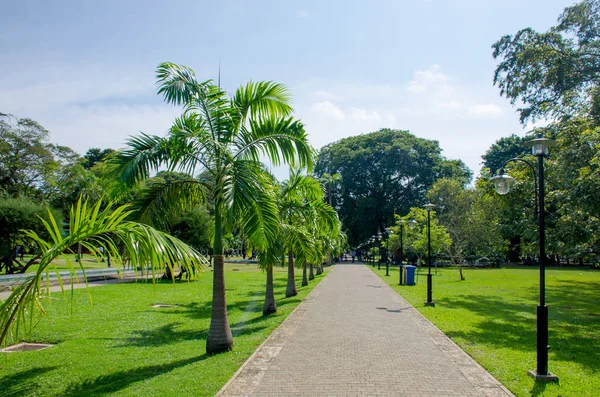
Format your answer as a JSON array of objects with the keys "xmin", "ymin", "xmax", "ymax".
[{"xmin": 1, "ymin": 343, "xmax": 53, "ymax": 352}]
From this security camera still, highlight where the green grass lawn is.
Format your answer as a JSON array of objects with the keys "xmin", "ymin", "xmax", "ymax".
[
  {"xmin": 2, "ymin": 254, "xmax": 254, "ymax": 275},
  {"xmin": 0, "ymin": 263, "xmax": 329, "ymax": 396},
  {"xmin": 370, "ymin": 263, "xmax": 600, "ymax": 397}
]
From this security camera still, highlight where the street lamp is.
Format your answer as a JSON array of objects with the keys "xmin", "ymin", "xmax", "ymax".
[
  {"xmin": 369, "ymin": 237, "xmax": 375, "ymax": 267},
  {"xmin": 385, "ymin": 228, "xmax": 393, "ymax": 276},
  {"xmin": 490, "ymin": 133, "xmax": 558, "ymax": 382},
  {"xmin": 377, "ymin": 232, "xmax": 382, "ymax": 270},
  {"xmin": 423, "ymin": 203, "xmax": 436, "ymax": 307},
  {"xmin": 398, "ymin": 218, "xmax": 417, "ymax": 285}
]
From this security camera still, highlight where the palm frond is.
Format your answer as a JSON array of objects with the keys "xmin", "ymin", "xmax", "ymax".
[
  {"xmin": 234, "ymin": 117, "xmax": 314, "ymax": 171},
  {"xmin": 113, "ymin": 133, "xmax": 171, "ymax": 186},
  {"xmin": 281, "ymin": 171, "xmax": 324, "ymax": 202},
  {"xmin": 223, "ymin": 161, "xmax": 279, "ymax": 250},
  {"xmin": 232, "ymin": 81, "xmax": 293, "ymax": 127},
  {"xmin": 0, "ymin": 198, "xmax": 208, "ymax": 347},
  {"xmin": 183, "ymin": 84, "xmax": 233, "ymax": 145},
  {"xmin": 130, "ymin": 176, "xmax": 207, "ymax": 230},
  {"xmin": 156, "ymin": 62, "xmax": 202, "ymax": 106}
]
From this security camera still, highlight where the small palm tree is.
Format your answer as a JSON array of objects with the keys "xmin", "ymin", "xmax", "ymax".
[
  {"xmin": 115, "ymin": 63, "xmax": 313, "ymax": 354},
  {"xmin": 0, "ymin": 199, "xmax": 205, "ymax": 347}
]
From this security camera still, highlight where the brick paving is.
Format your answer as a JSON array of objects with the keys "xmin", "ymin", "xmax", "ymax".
[{"xmin": 217, "ymin": 263, "xmax": 514, "ymax": 397}]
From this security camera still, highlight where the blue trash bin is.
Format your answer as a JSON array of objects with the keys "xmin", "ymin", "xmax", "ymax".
[{"xmin": 405, "ymin": 265, "xmax": 416, "ymax": 286}]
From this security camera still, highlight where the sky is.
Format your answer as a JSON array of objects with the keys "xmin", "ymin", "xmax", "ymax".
[{"xmin": 0, "ymin": 0, "xmax": 575, "ymax": 180}]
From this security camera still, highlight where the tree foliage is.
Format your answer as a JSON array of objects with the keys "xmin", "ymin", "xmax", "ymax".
[
  {"xmin": 0, "ymin": 115, "xmax": 79, "ymax": 198},
  {"xmin": 387, "ymin": 208, "xmax": 451, "ymax": 264},
  {"xmin": 427, "ymin": 179, "xmax": 505, "ymax": 279},
  {"xmin": 481, "ymin": 134, "xmax": 530, "ymax": 174},
  {"xmin": 0, "ymin": 196, "xmax": 61, "ymax": 274},
  {"xmin": 493, "ymin": 0, "xmax": 600, "ymax": 123},
  {"xmin": 315, "ymin": 129, "xmax": 471, "ymax": 246},
  {"xmin": 83, "ymin": 147, "xmax": 116, "ymax": 170}
]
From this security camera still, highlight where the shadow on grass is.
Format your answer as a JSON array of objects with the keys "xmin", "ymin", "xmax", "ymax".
[
  {"xmin": 443, "ymin": 290, "xmax": 600, "ymax": 372},
  {"xmin": 61, "ymin": 354, "xmax": 209, "ymax": 397},
  {"xmin": 117, "ymin": 322, "xmax": 206, "ymax": 347},
  {"xmin": 530, "ymin": 380, "xmax": 548, "ymax": 397},
  {"xmin": 0, "ymin": 366, "xmax": 58, "ymax": 397}
]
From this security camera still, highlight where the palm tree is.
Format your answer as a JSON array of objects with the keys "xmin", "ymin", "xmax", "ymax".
[
  {"xmin": 0, "ymin": 199, "xmax": 205, "ymax": 347},
  {"xmin": 115, "ymin": 62, "xmax": 313, "ymax": 354},
  {"xmin": 279, "ymin": 171, "xmax": 339, "ymax": 295}
]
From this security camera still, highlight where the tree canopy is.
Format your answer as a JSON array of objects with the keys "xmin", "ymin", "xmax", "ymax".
[
  {"xmin": 315, "ymin": 128, "xmax": 471, "ymax": 246},
  {"xmin": 493, "ymin": 0, "xmax": 600, "ymax": 124}
]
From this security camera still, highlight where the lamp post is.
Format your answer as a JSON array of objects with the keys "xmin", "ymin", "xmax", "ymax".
[
  {"xmin": 377, "ymin": 232, "xmax": 382, "ymax": 270},
  {"xmin": 385, "ymin": 228, "xmax": 393, "ymax": 276},
  {"xmin": 398, "ymin": 218, "xmax": 417, "ymax": 285},
  {"xmin": 490, "ymin": 133, "xmax": 558, "ymax": 382},
  {"xmin": 369, "ymin": 237, "xmax": 375, "ymax": 267},
  {"xmin": 423, "ymin": 203, "xmax": 436, "ymax": 307}
]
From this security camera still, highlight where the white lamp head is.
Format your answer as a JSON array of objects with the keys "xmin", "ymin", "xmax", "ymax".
[
  {"xmin": 490, "ymin": 170, "xmax": 516, "ymax": 195},
  {"xmin": 524, "ymin": 133, "xmax": 555, "ymax": 156}
]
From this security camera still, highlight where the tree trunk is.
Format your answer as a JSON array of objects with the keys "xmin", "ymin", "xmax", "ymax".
[
  {"xmin": 286, "ymin": 249, "xmax": 297, "ymax": 297},
  {"xmin": 459, "ymin": 264, "xmax": 465, "ymax": 281},
  {"xmin": 316, "ymin": 262, "xmax": 323, "ymax": 275},
  {"xmin": 77, "ymin": 243, "xmax": 82, "ymax": 262},
  {"xmin": 302, "ymin": 262, "xmax": 308, "ymax": 286},
  {"xmin": 263, "ymin": 263, "xmax": 277, "ymax": 315},
  {"xmin": 206, "ymin": 211, "xmax": 233, "ymax": 354},
  {"xmin": 309, "ymin": 263, "xmax": 315, "ymax": 280}
]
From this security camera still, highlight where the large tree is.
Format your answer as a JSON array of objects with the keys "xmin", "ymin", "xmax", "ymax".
[
  {"xmin": 315, "ymin": 129, "xmax": 471, "ymax": 247},
  {"xmin": 0, "ymin": 115, "xmax": 79, "ymax": 198},
  {"xmin": 115, "ymin": 62, "xmax": 313, "ymax": 354},
  {"xmin": 493, "ymin": 0, "xmax": 600, "ymax": 124}
]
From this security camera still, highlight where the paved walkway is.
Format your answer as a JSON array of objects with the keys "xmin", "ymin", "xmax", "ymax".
[{"xmin": 218, "ymin": 264, "xmax": 514, "ymax": 397}]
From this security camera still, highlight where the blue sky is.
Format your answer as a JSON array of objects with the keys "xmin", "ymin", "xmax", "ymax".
[{"xmin": 1, "ymin": 0, "xmax": 574, "ymax": 178}]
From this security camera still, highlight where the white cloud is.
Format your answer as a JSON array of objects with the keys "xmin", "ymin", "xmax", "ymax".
[
  {"xmin": 349, "ymin": 107, "xmax": 381, "ymax": 121},
  {"xmin": 292, "ymin": 65, "xmax": 527, "ymax": 178},
  {"xmin": 407, "ymin": 64, "xmax": 449, "ymax": 94},
  {"xmin": 311, "ymin": 101, "xmax": 345, "ymax": 120},
  {"xmin": 466, "ymin": 104, "xmax": 504, "ymax": 119}
]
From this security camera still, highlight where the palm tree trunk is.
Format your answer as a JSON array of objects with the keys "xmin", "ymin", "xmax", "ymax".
[
  {"xmin": 286, "ymin": 249, "xmax": 297, "ymax": 297},
  {"xmin": 309, "ymin": 263, "xmax": 315, "ymax": 280},
  {"xmin": 302, "ymin": 262, "xmax": 308, "ymax": 286},
  {"xmin": 263, "ymin": 263, "xmax": 277, "ymax": 315},
  {"xmin": 316, "ymin": 262, "xmax": 323, "ymax": 275},
  {"xmin": 206, "ymin": 210, "xmax": 233, "ymax": 354}
]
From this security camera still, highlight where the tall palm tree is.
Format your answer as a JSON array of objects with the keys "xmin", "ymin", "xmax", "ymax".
[
  {"xmin": 115, "ymin": 63, "xmax": 313, "ymax": 354},
  {"xmin": 0, "ymin": 199, "xmax": 205, "ymax": 347}
]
